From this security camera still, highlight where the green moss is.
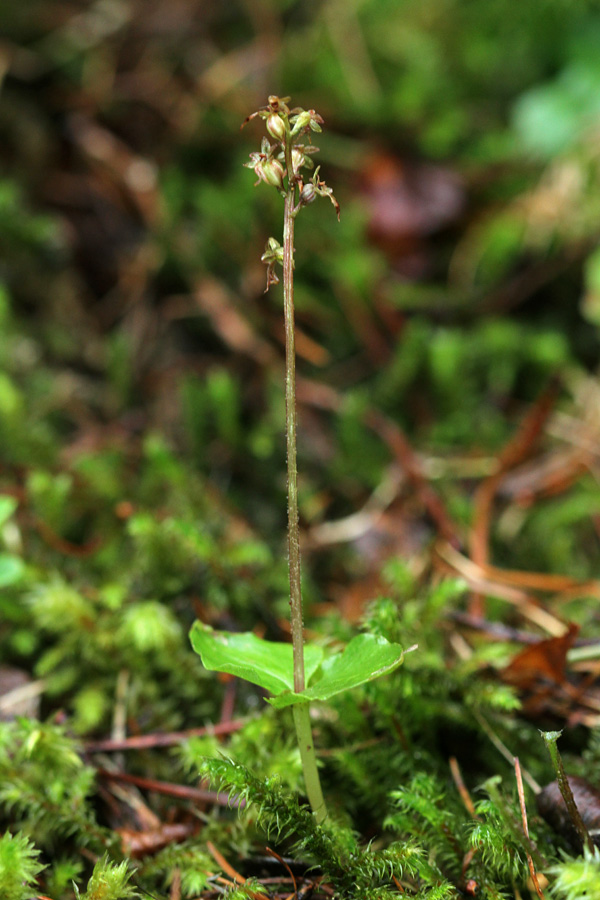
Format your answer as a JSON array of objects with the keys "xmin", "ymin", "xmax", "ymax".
[{"xmin": 0, "ymin": 832, "xmax": 45, "ymax": 900}]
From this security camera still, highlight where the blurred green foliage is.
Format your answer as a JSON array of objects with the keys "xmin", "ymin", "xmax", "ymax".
[{"xmin": 1, "ymin": 0, "xmax": 600, "ymax": 895}]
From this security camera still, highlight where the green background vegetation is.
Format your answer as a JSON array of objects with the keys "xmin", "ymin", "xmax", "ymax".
[{"xmin": 1, "ymin": 1, "xmax": 600, "ymax": 897}]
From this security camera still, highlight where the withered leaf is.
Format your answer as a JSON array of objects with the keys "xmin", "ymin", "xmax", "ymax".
[{"xmin": 501, "ymin": 623, "xmax": 579, "ymax": 690}]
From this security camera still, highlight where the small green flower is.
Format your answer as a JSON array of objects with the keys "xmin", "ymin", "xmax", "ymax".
[
  {"xmin": 261, "ymin": 158, "xmax": 285, "ymax": 189},
  {"xmin": 300, "ymin": 166, "xmax": 340, "ymax": 219},
  {"xmin": 244, "ymin": 137, "xmax": 286, "ymax": 190},
  {"xmin": 291, "ymin": 144, "xmax": 318, "ymax": 177},
  {"xmin": 290, "ymin": 109, "xmax": 324, "ymax": 137},
  {"xmin": 260, "ymin": 237, "xmax": 284, "ymax": 292},
  {"xmin": 241, "ymin": 95, "xmax": 291, "ymax": 130}
]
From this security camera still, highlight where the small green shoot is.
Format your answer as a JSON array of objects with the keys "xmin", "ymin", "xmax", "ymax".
[{"xmin": 0, "ymin": 831, "xmax": 45, "ymax": 900}]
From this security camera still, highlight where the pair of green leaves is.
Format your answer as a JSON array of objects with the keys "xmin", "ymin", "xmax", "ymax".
[{"xmin": 190, "ymin": 622, "xmax": 409, "ymax": 708}]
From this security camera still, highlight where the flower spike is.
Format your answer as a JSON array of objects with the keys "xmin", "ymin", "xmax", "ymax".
[{"xmin": 242, "ymin": 97, "xmax": 340, "ymax": 219}]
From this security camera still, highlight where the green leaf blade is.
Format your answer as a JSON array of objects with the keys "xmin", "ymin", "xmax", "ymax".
[
  {"xmin": 269, "ymin": 634, "xmax": 407, "ymax": 708},
  {"xmin": 189, "ymin": 622, "xmax": 323, "ymax": 695}
]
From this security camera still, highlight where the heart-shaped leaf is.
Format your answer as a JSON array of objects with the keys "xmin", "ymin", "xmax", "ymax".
[
  {"xmin": 268, "ymin": 633, "xmax": 407, "ymax": 708},
  {"xmin": 189, "ymin": 622, "xmax": 323, "ymax": 695},
  {"xmin": 190, "ymin": 623, "xmax": 409, "ymax": 708}
]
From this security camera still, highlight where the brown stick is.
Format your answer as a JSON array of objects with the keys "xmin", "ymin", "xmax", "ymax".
[
  {"xmin": 84, "ymin": 718, "xmax": 247, "ymax": 753},
  {"xmin": 515, "ymin": 757, "xmax": 546, "ymax": 900},
  {"xmin": 96, "ymin": 768, "xmax": 245, "ymax": 808}
]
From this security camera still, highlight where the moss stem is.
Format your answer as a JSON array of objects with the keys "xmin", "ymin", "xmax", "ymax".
[{"xmin": 541, "ymin": 730, "xmax": 594, "ymax": 853}]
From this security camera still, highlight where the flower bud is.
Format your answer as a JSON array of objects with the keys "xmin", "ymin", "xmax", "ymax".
[
  {"xmin": 291, "ymin": 147, "xmax": 306, "ymax": 175},
  {"xmin": 260, "ymin": 158, "xmax": 285, "ymax": 189},
  {"xmin": 266, "ymin": 114, "xmax": 286, "ymax": 143},
  {"xmin": 299, "ymin": 183, "xmax": 316, "ymax": 205},
  {"xmin": 290, "ymin": 109, "xmax": 324, "ymax": 137},
  {"xmin": 265, "ymin": 236, "xmax": 281, "ymax": 254}
]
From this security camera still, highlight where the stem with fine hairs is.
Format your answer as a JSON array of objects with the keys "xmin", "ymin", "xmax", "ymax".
[{"xmin": 282, "ymin": 145, "xmax": 327, "ymax": 822}]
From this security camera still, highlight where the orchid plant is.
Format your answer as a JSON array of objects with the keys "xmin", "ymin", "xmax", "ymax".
[{"xmin": 190, "ymin": 96, "xmax": 408, "ymax": 823}]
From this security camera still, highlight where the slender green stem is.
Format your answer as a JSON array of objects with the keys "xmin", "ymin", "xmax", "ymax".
[
  {"xmin": 282, "ymin": 145, "xmax": 327, "ymax": 821},
  {"xmin": 293, "ymin": 704, "xmax": 327, "ymax": 824},
  {"xmin": 541, "ymin": 730, "xmax": 594, "ymax": 853}
]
